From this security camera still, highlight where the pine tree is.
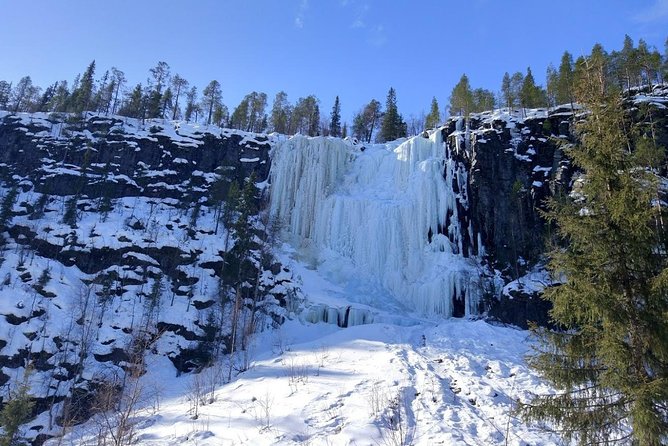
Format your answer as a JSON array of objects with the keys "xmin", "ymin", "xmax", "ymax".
[
  {"xmin": 545, "ymin": 64, "xmax": 559, "ymax": 108},
  {"xmin": 292, "ymin": 95, "xmax": 320, "ymax": 136},
  {"xmin": 184, "ymin": 86, "xmax": 198, "ymax": 122},
  {"xmin": 379, "ymin": 87, "xmax": 406, "ymax": 142},
  {"xmin": 170, "ymin": 74, "xmax": 188, "ymax": 120},
  {"xmin": 119, "ymin": 84, "xmax": 144, "ymax": 119},
  {"xmin": 520, "ymin": 52, "xmax": 668, "ymax": 445},
  {"xmin": 270, "ymin": 91, "xmax": 291, "ymax": 134},
  {"xmin": 425, "ymin": 97, "xmax": 441, "ymax": 129},
  {"xmin": 212, "ymin": 103, "xmax": 229, "ymax": 127},
  {"xmin": 0, "ymin": 373, "xmax": 34, "ymax": 446},
  {"xmin": 352, "ymin": 99, "xmax": 381, "ymax": 143},
  {"xmin": 471, "ymin": 88, "xmax": 495, "ymax": 113},
  {"xmin": 202, "ymin": 80, "xmax": 222, "ymax": 125},
  {"xmin": 62, "ymin": 196, "xmax": 79, "ymax": 228},
  {"xmin": 10, "ymin": 77, "xmax": 33, "ymax": 113},
  {"xmin": 519, "ymin": 67, "xmax": 546, "ymax": 109},
  {"xmin": 0, "ymin": 81, "xmax": 11, "ymax": 110},
  {"xmin": 556, "ymin": 51, "xmax": 575, "ymax": 106},
  {"xmin": 449, "ymin": 74, "xmax": 473, "ymax": 116},
  {"xmin": 160, "ymin": 87, "xmax": 173, "ymax": 119},
  {"xmin": 230, "ymin": 97, "xmax": 250, "ymax": 130},
  {"xmin": 109, "ymin": 68, "xmax": 125, "ymax": 115},
  {"xmin": 71, "ymin": 60, "xmax": 96, "ymax": 114},
  {"xmin": 330, "ymin": 96, "xmax": 342, "ymax": 137},
  {"xmin": 149, "ymin": 61, "xmax": 170, "ymax": 95},
  {"xmin": 0, "ymin": 187, "xmax": 18, "ymax": 229},
  {"xmin": 501, "ymin": 72, "xmax": 513, "ymax": 110},
  {"xmin": 619, "ymin": 35, "xmax": 639, "ymax": 89}
]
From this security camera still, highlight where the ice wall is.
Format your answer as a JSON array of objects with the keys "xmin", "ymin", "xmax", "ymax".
[{"xmin": 269, "ymin": 132, "xmax": 481, "ymax": 317}]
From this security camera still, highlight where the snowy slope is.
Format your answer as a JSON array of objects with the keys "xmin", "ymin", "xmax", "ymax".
[{"xmin": 51, "ymin": 254, "xmax": 558, "ymax": 446}]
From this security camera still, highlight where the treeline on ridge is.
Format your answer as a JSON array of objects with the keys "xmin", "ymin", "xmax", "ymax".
[{"xmin": 0, "ymin": 35, "xmax": 666, "ymax": 143}]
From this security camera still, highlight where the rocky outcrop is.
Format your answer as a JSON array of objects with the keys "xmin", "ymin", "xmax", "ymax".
[{"xmin": 0, "ymin": 112, "xmax": 299, "ymax": 444}]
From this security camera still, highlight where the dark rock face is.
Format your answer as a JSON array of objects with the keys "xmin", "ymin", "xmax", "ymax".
[
  {"xmin": 0, "ymin": 112, "xmax": 297, "ymax": 444},
  {"xmin": 441, "ymin": 85, "xmax": 668, "ymax": 326},
  {"xmin": 442, "ymin": 107, "xmax": 574, "ymax": 275},
  {"xmin": 0, "ymin": 114, "xmax": 271, "ymax": 200}
]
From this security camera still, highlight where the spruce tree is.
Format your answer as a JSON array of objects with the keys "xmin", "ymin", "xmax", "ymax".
[
  {"xmin": 546, "ymin": 64, "xmax": 559, "ymax": 108},
  {"xmin": 119, "ymin": 84, "xmax": 144, "ymax": 119},
  {"xmin": 0, "ymin": 81, "xmax": 11, "ymax": 110},
  {"xmin": 425, "ymin": 97, "xmax": 441, "ymax": 129},
  {"xmin": 0, "ymin": 375, "xmax": 33, "ymax": 446},
  {"xmin": 0, "ymin": 187, "xmax": 18, "ymax": 229},
  {"xmin": 520, "ymin": 67, "xmax": 545, "ymax": 109},
  {"xmin": 557, "ymin": 51, "xmax": 575, "ymax": 107},
  {"xmin": 520, "ymin": 51, "xmax": 668, "ymax": 445},
  {"xmin": 379, "ymin": 87, "xmax": 406, "ymax": 142},
  {"xmin": 449, "ymin": 74, "xmax": 473, "ymax": 116},
  {"xmin": 202, "ymin": 80, "xmax": 222, "ymax": 125},
  {"xmin": 270, "ymin": 91, "xmax": 291, "ymax": 134},
  {"xmin": 62, "ymin": 196, "xmax": 79, "ymax": 228},
  {"xmin": 501, "ymin": 72, "xmax": 513, "ymax": 110},
  {"xmin": 472, "ymin": 88, "xmax": 496, "ymax": 113},
  {"xmin": 330, "ymin": 96, "xmax": 342, "ymax": 137},
  {"xmin": 71, "ymin": 60, "xmax": 96, "ymax": 114}
]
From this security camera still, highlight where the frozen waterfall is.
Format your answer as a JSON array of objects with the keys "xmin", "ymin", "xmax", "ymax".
[{"xmin": 269, "ymin": 132, "xmax": 481, "ymax": 317}]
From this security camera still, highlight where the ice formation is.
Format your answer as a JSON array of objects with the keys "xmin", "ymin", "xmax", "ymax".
[{"xmin": 269, "ymin": 131, "xmax": 481, "ymax": 317}]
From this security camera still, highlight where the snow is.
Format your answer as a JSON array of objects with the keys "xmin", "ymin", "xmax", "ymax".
[
  {"xmin": 50, "ymin": 259, "xmax": 558, "ymax": 446},
  {"xmin": 269, "ymin": 133, "xmax": 480, "ymax": 318},
  {"xmin": 0, "ymin": 110, "xmax": 566, "ymax": 444}
]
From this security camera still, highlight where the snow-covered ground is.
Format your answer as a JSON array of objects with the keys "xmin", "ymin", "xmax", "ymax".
[{"xmin": 51, "ymin": 252, "xmax": 557, "ymax": 446}]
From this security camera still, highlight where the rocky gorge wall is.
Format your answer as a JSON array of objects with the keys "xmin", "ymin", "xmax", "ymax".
[
  {"xmin": 0, "ymin": 84, "xmax": 666, "ymax": 443},
  {"xmin": 0, "ymin": 112, "xmax": 299, "ymax": 444}
]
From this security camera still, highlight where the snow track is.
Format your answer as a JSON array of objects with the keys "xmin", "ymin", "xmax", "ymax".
[{"xmin": 54, "ymin": 319, "xmax": 557, "ymax": 445}]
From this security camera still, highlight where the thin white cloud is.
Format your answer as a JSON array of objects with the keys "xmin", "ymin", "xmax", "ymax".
[
  {"xmin": 351, "ymin": 18, "xmax": 365, "ymax": 28},
  {"xmin": 349, "ymin": 3, "xmax": 369, "ymax": 29},
  {"xmin": 367, "ymin": 24, "xmax": 387, "ymax": 47},
  {"xmin": 633, "ymin": 0, "xmax": 668, "ymax": 23},
  {"xmin": 295, "ymin": 0, "xmax": 308, "ymax": 28}
]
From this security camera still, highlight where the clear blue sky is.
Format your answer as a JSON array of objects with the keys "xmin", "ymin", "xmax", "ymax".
[{"xmin": 1, "ymin": 0, "xmax": 667, "ymax": 123}]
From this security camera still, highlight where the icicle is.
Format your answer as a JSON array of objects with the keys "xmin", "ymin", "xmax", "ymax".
[{"xmin": 270, "ymin": 133, "xmax": 481, "ymax": 317}]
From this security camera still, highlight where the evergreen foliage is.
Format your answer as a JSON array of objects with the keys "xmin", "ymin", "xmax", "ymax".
[
  {"xmin": 519, "ymin": 67, "xmax": 547, "ymax": 109},
  {"xmin": 170, "ymin": 74, "xmax": 188, "ymax": 120},
  {"xmin": 291, "ymin": 95, "xmax": 320, "ymax": 136},
  {"xmin": 425, "ymin": 97, "xmax": 441, "ymax": 129},
  {"xmin": 62, "ymin": 196, "xmax": 79, "ymax": 228},
  {"xmin": 330, "ymin": 96, "xmax": 342, "ymax": 137},
  {"xmin": 557, "ymin": 51, "xmax": 575, "ymax": 106},
  {"xmin": 184, "ymin": 86, "xmax": 199, "ymax": 122},
  {"xmin": 0, "ymin": 187, "xmax": 18, "ymax": 229},
  {"xmin": 0, "ymin": 375, "xmax": 33, "ymax": 446},
  {"xmin": 379, "ymin": 87, "xmax": 406, "ymax": 142},
  {"xmin": 520, "ymin": 51, "xmax": 668, "ymax": 444},
  {"xmin": 501, "ymin": 72, "xmax": 513, "ymax": 110},
  {"xmin": 352, "ymin": 99, "xmax": 382, "ymax": 143},
  {"xmin": 270, "ymin": 91, "xmax": 291, "ymax": 134},
  {"xmin": 230, "ymin": 92, "xmax": 267, "ymax": 132},
  {"xmin": 70, "ymin": 61, "xmax": 96, "ymax": 114},
  {"xmin": 449, "ymin": 74, "xmax": 473, "ymax": 116},
  {"xmin": 202, "ymin": 80, "xmax": 223, "ymax": 125},
  {"xmin": 0, "ymin": 81, "xmax": 10, "ymax": 110}
]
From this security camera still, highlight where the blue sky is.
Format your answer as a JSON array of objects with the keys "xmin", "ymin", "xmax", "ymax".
[{"xmin": 0, "ymin": 0, "xmax": 667, "ymax": 123}]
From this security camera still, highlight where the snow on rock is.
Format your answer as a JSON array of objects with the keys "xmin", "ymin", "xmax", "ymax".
[{"xmin": 270, "ymin": 133, "xmax": 480, "ymax": 318}]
